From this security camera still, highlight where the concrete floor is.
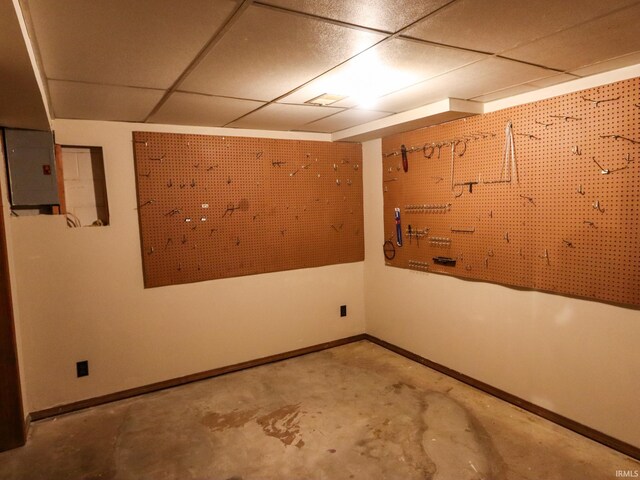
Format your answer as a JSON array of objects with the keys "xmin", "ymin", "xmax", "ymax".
[{"xmin": 0, "ymin": 341, "xmax": 638, "ymax": 479}]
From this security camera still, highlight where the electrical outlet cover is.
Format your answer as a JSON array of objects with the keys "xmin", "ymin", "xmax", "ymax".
[{"xmin": 76, "ymin": 360, "xmax": 89, "ymax": 377}]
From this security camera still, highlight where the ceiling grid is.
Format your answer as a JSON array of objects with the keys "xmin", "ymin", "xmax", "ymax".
[{"xmin": 7, "ymin": 0, "xmax": 640, "ymax": 133}]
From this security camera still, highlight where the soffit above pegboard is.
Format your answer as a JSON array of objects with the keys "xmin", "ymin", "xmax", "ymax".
[{"xmin": 332, "ymin": 99, "xmax": 484, "ymax": 143}]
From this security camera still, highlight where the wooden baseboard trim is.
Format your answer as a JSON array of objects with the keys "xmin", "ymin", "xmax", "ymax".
[
  {"xmin": 23, "ymin": 414, "xmax": 31, "ymax": 438},
  {"xmin": 28, "ymin": 333, "xmax": 639, "ymax": 460},
  {"xmin": 30, "ymin": 334, "xmax": 367, "ymax": 422},
  {"xmin": 363, "ymin": 334, "xmax": 640, "ymax": 461}
]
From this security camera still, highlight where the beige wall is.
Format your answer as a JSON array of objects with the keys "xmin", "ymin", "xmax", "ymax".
[
  {"xmin": 362, "ymin": 138, "xmax": 640, "ymax": 448},
  {"xmin": 6, "ymin": 70, "xmax": 640, "ymax": 450},
  {"xmin": 9, "ymin": 120, "xmax": 365, "ymax": 413}
]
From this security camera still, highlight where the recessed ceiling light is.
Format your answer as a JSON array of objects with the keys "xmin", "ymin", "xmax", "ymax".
[{"xmin": 305, "ymin": 93, "xmax": 346, "ymax": 106}]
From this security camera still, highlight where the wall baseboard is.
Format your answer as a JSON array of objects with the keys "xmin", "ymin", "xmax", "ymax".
[
  {"xmin": 30, "ymin": 334, "xmax": 367, "ymax": 422},
  {"xmin": 29, "ymin": 332, "xmax": 639, "ymax": 461},
  {"xmin": 23, "ymin": 414, "xmax": 30, "ymax": 441},
  {"xmin": 363, "ymin": 334, "xmax": 640, "ymax": 461}
]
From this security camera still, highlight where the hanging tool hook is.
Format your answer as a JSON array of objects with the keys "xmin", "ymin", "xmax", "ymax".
[
  {"xmin": 581, "ymin": 95, "xmax": 620, "ymax": 106},
  {"xmin": 423, "ymin": 143, "xmax": 435, "ymax": 159},
  {"xmin": 592, "ymin": 157, "xmax": 609, "ymax": 175},
  {"xmin": 453, "ymin": 139, "xmax": 467, "ymax": 157}
]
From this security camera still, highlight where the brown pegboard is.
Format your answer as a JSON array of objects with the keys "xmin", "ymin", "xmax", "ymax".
[
  {"xmin": 382, "ymin": 77, "xmax": 640, "ymax": 307},
  {"xmin": 133, "ymin": 133, "xmax": 363, "ymax": 288}
]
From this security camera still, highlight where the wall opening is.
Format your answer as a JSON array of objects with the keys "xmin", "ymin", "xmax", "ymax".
[{"xmin": 60, "ymin": 146, "xmax": 109, "ymax": 227}]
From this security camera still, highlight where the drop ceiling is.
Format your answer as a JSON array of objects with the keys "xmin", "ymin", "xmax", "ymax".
[{"xmin": 8, "ymin": 0, "xmax": 640, "ymax": 134}]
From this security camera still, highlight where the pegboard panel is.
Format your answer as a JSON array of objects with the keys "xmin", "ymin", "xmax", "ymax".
[
  {"xmin": 382, "ymin": 77, "xmax": 640, "ymax": 307},
  {"xmin": 133, "ymin": 132, "xmax": 363, "ymax": 288}
]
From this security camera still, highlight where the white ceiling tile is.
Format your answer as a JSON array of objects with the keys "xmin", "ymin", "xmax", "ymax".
[
  {"xmin": 526, "ymin": 73, "xmax": 581, "ymax": 88},
  {"xmin": 471, "ymin": 84, "xmax": 539, "ymax": 102},
  {"xmin": 258, "ymin": 0, "xmax": 451, "ymax": 32},
  {"xmin": 374, "ymin": 57, "xmax": 557, "ymax": 113},
  {"xmin": 25, "ymin": 0, "xmax": 240, "ymax": 89},
  {"xmin": 569, "ymin": 51, "xmax": 640, "ymax": 77},
  {"xmin": 180, "ymin": 5, "xmax": 385, "ymax": 101},
  {"xmin": 280, "ymin": 38, "xmax": 486, "ymax": 107},
  {"xmin": 366, "ymin": 81, "xmax": 444, "ymax": 113},
  {"xmin": 227, "ymin": 103, "xmax": 342, "ymax": 131},
  {"xmin": 49, "ymin": 80, "xmax": 165, "ymax": 122},
  {"xmin": 148, "ymin": 92, "xmax": 265, "ymax": 127},
  {"xmin": 17, "ymin": 0, "xmax": 639, "ymax": 132},
  {"xmin": 405, "ymin": 0, "xmax": 639, "ymax": 54},
  {"xmin": 502, "ymin": 3, "xmax": 640, "ymax": 71},
  {"xmin": 302, "ymin": 109, "xmax": 392, "ymax": 133}
]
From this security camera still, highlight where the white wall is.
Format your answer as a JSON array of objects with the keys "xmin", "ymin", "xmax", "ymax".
[
  {"xmin": 7, "ymin": 68, "xmax": 640, "ymax": 451},
  {"xmin": 362, "ymin": 137, "xmax": 640, "ymax": 448},
  {"xmin": 9, "ymin": 120, "xmax": 365, "ymax": 413}
]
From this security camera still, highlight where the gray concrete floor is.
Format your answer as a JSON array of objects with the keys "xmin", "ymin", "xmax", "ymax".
[{"xmin": 0, "ymin": 341, "xmax": 638, "ymax": 479}]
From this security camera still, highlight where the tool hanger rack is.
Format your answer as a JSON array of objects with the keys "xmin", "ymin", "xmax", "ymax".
[
  {"xmin": 382, "ymin": 77, "xmax": 640, "ymax": 307},
  {"xmin": 134, "ymin": 132, "xmax": 363, "ymax": 288}
]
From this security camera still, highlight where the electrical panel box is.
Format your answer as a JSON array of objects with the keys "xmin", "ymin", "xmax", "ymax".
[{"xmin": 4, "ymin": 128, "xmax": 59, "ymax": 207}]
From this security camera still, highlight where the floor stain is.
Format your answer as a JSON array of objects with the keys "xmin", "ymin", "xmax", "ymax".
[
  {"xmin": 202, "ymin": 404, "xmax": 306, "ymax": 448},
  {"xmin": 256, "ymin": 404, "xmax": 304, "ymax": 447},
  {"xmin": 467, "ymin": 413, "xmax": 509, "ymax": 479},
  {"xmin": 354, "ymin": 403, "xmax": 436, "ymax": 480},
  {"xmin": 200, "ymin": 409, "xmax": 258, "ymax": 431},
  {"xmin": 391, "ymin": 382, "xmax": 417, "ymax": 393},
  {"xmin": 421, "ymin": 392, "xmax": 507, "ymax": 480}
]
